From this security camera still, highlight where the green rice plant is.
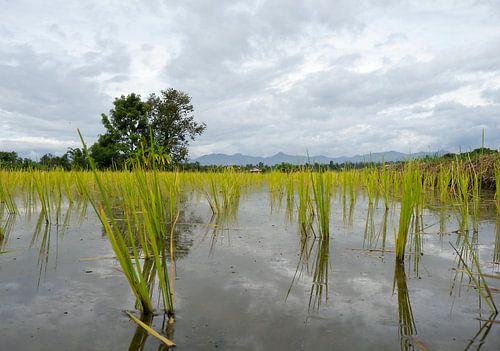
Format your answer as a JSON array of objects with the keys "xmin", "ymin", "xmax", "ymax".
[
  {"xmin": 495, "ymin": 160, "xmax": 500, "ymax": 215},
  {"xmin": 379, "ymin": 157, "xmax": 390, "ymax": 210},
  {"xmin": 33, "ymin": 171, "xmax": 52, "ymax": 223},
  {"xmin": 470, "ymin": 169, "xmax": 481, "ymax": 233},
  {"xmin": 0, "ymin": 213, "xmax": 15, "ymax": 252},
  {"xmin": 78, "ymin": 130, "xmax": 174, "ymax": 315},
  {"xmin": 453, "ymin": 159, "xmax": 471, "ymax": 231},
  {"xmin": 203, "ymin": 169, "xmax": 241, "ymax": 218},
  {"xmin": 310, "ymin": 171, "xmax": 332, "ymax": 238},
  {"xmin": 364, "ymin": 167, "xmax": 378, "ymax": 205},
  {"xmin": 296, "ymin": 171, "xmax": 314, "ymax": 235},
  {"xmin": 451, "ymin": 240, "xmax": 498, "ymax": 314},
  {"xmin": 0, "ymin": 171, "xmax": 18, "ymax": 214},
  {"xmin": 395, "ymin": 162, "xmax": 418, "ymax": 262},
  {"xmin": 285, "ymin": 174, "xmax": 295, "ymax": 223}
]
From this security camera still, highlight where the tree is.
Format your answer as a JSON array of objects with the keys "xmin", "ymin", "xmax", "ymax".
[
  {"xmin": 148, "ymin": 89, "xmax": 206, "ymax": 163},
  {"xmin": 39, "ymin": 153, "xmax": 71, "ymax": 170},
  {"xmin": 67, "ymin": 147, "xmax": 88, "ymax": 170},
  {"xmin": 91, "ymin": 89, "xmax": 205, "ymax": 168},
  {"xmin": 0, "ymin": 151, "xmax": 21, "ymax": 168}
]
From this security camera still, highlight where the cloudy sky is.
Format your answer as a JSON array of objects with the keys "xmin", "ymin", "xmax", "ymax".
[{"xmin": 1, "ymin": 0, "xmax": 499, "ymax": 159}]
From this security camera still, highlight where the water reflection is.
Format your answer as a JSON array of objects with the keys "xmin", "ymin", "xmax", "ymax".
[
  {"xmin": 393, "ymin": 262, "xmax": 417, "ymax": 351},
  {"xmin": 308, "ymin": 236, "xmax": 330, "ymax": 311},
  {"xmin": 464, "ymin": 313, "xmax": 497, "ymax": 350},
  {"xmin": 127, "ymin": 313, "xmax": 174, "ymax": 351},
  {"xmin": 203, "ymin": 210, "xmax": 236, "ymax": 256},
  {"xmin": 0, "ymin": 212, "xmax": 15, "ymax": 252},
  {"xmin": 362, "ymin": 207, "xmax": 389, "ymax": 256},
  {"xmin": 288, "ymin": 234, "xmax": 331, "ymax": 311}
]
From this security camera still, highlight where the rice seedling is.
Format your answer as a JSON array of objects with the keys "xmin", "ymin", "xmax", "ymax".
[
  {"xmin": 451, "ymin": 239, "xmax": 498, "ymax": 314},
  {"xmin": 285, "ymin": 174, "xmax": 295, "ymax": 223},
  {"xmin": 310, "ymin": 171, "xmax": 332, "ymax": 238},
  {"xmin": 395, "ymin": 162, "xmax": 418, "ymax": 262},
  {"xmin": 78, "ymin": 130, "xmax": 174, "ymax": 315},
  {"xmin": 495, "ymin": 159, "xmax": 500, "ymax": 215},
  {"xmin": 453, "ymin": 159, "xmax": 471, "ymax": 232},
  {"xmin": 364, "ymin": 167, "xmax": 378, "ymax": 205},
  {"xmin": 379, "ymin": 157, "xmax": 391, "ymax": 210},
  {"xmin": 203, "ymin": 169, "xmax": 241, "ymax": 218},
  {"xmin": 0, "ymin": 213, "xmax": 15, "ymax": 252},
  {"xmin": 0, "ymin": 171, "xmax": 18, "ymax": 214},
  {"xmin": 296, "ymin": 171, "xmax": 314, "ymax": 236}
]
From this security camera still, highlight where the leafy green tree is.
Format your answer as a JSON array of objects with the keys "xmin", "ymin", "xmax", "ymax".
[
  {"xmin": 67, "ymin": 147, "xmax": 88, "ymax": 170},
  {"xmin": 89, "ymin": 133, "xmax": 125, "ymax": 169},
  {"xmin": 148, "ymin": 89, "xmax": 206, "ymax": 163},
  {"xmin": 0, "ymin": 151, "xmax": 21, "ymax": 168},
  {"xmin": 39, "ymin": 153, "xmax": 71, "ymax": 170},
  {"xmin": 91, "ymin": 89, "xmax": 205, "ymax": 168}
]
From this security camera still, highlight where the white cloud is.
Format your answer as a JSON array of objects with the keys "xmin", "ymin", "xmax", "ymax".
[{"xmin": 0, "ymin": 0, "xmax": 499, "ymax": 158}]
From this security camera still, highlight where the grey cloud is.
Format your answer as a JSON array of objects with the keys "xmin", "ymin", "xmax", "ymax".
[
  {"xmin": 481, "ymin": 88, "xmax": 500, "ymax": 103},
  {"xmin": 0, "ymin": 43, "xmax": 130, "ymax": 145},
  {"xmin": 1, "ymin": 0, "xmax": 499, "ymax": 158}
]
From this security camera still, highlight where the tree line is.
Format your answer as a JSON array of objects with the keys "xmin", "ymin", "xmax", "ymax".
[{"xmin": 1, "ymin": 89, "xmax": 206, "ymax": 170}]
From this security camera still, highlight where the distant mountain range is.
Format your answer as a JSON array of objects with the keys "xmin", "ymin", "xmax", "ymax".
[{"xmin": 192, "ymin": 151, "xmax": 446, "ymax": 166}]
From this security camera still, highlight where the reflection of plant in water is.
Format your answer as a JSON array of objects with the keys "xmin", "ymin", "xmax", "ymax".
[
  {"xmin": 363, "ymin": 204, "xmax": 375, "ymax": 249},
  {"xmin": 451, "ymin": 238, "xmax": 498, "ymax": 315},
  {"xmin": 363, "ymin": 208, "xmax": 390, "ymax": 254},
  {"xmin": 464, "ymin": 312, "xmax": 497, "ymax": 351},
  {"xmin": 0, "ymin": 212, "xmax": 15, "ymax": 252},
  {"xmin": 308, "ymin": 236, "xmax": 330, "ymax": 311},
  {"xmin": 287, "ymin": 235, "xmax": 331, "ymax": 312},
  {"xmin": 450, "ymin": 235, "xmax": 499, "ymax": 350},
  {"xmin": 297, "ymin": 172, "xmax": 314, "ymax": 236},
  {"xmin": 203, "ymin": 209, "xmax": 236, "ymax": 256},
  {"xmin": 30, "ymin": 214, "xmax": 53, "ymax": 286},
  {"xmin": 409, "ymin": 213, "xmax": 423, "ymax": 276},
  {"xmin": 311, "ymin": 172, "xmax": 332, "ymax": 238},
  {"xmin": 393, "ymin": 262, "xmax": 417, "ymax": 351},
  {"xmin": 127, "ymin": 312, "xmax": 175, "ymax": 351}
]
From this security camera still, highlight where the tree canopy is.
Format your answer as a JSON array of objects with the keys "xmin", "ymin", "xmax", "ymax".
[{"xmin": 90, "ymin": 89, "xmax": 206, "ymax": 168}]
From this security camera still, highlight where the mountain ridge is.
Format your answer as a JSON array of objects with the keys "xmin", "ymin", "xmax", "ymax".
[{"xmin": 192, "ymin": 150, "xmax": 445, "ymax": 166}]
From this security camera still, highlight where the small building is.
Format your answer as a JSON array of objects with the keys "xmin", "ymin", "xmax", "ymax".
[{"xmin": 249, "ymin": 167, "xmax": 262, "ymax": 173}]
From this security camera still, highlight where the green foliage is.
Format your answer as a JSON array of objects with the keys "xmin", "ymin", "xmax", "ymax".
[
  {"xmin": 91, "ymin": 89, "xmax": 205, "ymax": 168},
  {"xmin": 149, "ymin": 89, "xmax": 206, "ymax": 163}
]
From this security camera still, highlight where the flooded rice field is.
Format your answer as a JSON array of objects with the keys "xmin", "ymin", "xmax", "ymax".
[{"xmin": 1, "ymin": 179, "xmax": 499, "ymax": 350}]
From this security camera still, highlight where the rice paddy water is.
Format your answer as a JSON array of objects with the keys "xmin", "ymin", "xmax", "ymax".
[{"xmin": 0, "ymin": 156, "xmax": 499, "ymax": 350}]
